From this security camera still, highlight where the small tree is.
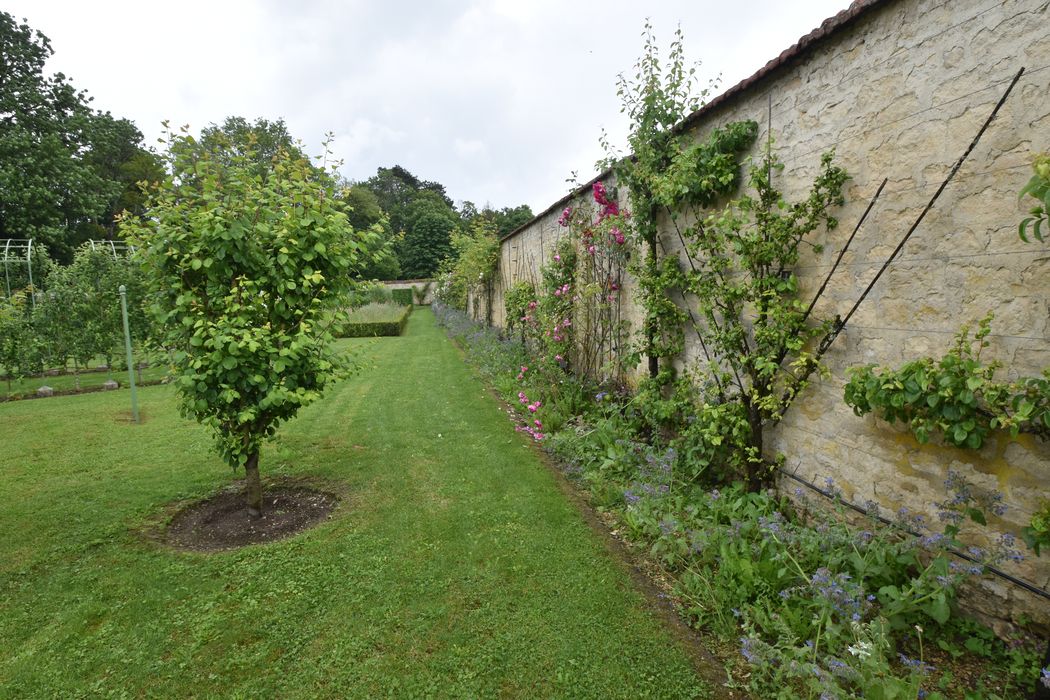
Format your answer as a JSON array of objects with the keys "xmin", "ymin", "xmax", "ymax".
[
  {"xmin": 123, "ymin": 126, "xmax": 365, "ymax": 517},
  {"xmin": 0, "ymin": 289, "xmax": 42, "ymax": 395},
  {"xmin": 445, "ymin": 218, "xmax": 499, "ymax": 317},
  {"xmin": 39, "ymin": 262, "xmax": 97, "ymax": 387}
]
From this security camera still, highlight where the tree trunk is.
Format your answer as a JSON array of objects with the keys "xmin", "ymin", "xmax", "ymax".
[
  {"xmin": 244, "ymin": 451, "xmax": 263, "ymax": 519},
  {"xmin": 746, "ymin": 403, "xmax": 765, "ymax": 490}
]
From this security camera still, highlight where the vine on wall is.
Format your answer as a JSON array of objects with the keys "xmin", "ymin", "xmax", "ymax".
[
  {"xmin": 844, "ymin": 154, "xmax": 1050, "ymax": 556},
  {"xmin": 844, "ymin": 314, "xmax": 1050, "ymax": 448},
  {"xmin": 599, "ymin": 21, "xmax": 850, "ymax": 487}
]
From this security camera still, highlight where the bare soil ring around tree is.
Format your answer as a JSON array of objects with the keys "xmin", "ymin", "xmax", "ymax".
[{"xmin": 164, "ymin": 483, "xmax": 338, "ymax": 552}]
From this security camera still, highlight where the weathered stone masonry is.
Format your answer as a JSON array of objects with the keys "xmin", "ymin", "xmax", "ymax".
[{"xmin": 472, "ymin": 0, "xmax": 1050, "ymax": 628}]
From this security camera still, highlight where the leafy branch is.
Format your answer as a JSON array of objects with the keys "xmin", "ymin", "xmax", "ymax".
[{"xmin": 844, "ymin": 315, "xmax": 1050, "ymax": 448}]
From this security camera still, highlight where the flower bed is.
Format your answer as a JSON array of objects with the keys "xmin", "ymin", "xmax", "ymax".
[{"xmin": 435, "ymin": 302, "xmax": 1047, "ymax": 700}]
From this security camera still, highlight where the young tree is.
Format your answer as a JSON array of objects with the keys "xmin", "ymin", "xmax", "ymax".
[
  {"xmin": 442, "ymin": 217, "xmax": 499, "ymax": 315},
  {"xmin": 0, "ymin": 289, "xmax": 42, "ymax": 396},
  {"xmin": 123, "ymin": 127, "xmax": 367, "ymax": 517}
]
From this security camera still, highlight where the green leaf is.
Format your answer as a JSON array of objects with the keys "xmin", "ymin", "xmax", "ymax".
[{"xmin": 928, "ymin": 595, "xmax": 950, "ymax": 624}]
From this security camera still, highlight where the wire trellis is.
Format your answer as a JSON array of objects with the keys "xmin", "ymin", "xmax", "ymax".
[{"xmin": 1, "ymin": 239, "xmax": 37, "ymax": 306}]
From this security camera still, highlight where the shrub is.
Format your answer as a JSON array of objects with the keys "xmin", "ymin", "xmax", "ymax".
[
  {"xmin": 333, "ymin": 302, "xmax": 411, "ymax": 337},
  {"xmin": 391, "ymin": 288, "xmax": 413, "ymax": 306}
]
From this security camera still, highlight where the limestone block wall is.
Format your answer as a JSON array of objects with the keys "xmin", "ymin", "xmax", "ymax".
[
  {"xmin": 475, "ymin": 0, "xmax": 1050, "ymax": 627},
  {"xmin": 380, "ymin": 279, "xmax": 435, "ymax": 305}
]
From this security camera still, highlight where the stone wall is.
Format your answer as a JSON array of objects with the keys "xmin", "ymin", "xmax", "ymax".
[
  {"xmin": 474, "ymin": 0, "xmax": 1050, "ymax": 628},
  {"xmin": 380, "ymin": 279, "xmax": 435, "ymax": 305}
]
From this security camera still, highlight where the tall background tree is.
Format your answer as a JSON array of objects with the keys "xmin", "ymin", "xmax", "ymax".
[
  {"xmin": 0, "ymin": 12, "xmax": 162, "ymax": 262},
  {"xmin": 340, "ymin": 183, "xmax": 401, "ymax": 280},
  {"xmin": 358, "ymin": 165, "xmax": 532, "ymax": 279},
  {"xmin": 198, "ymin": 116, "xmax": 305, "ymax": 171}
]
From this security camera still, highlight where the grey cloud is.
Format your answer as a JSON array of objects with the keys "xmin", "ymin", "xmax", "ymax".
[{"xmin": 7, "ymin": 0, "xmax": 849, "ymax": 212}]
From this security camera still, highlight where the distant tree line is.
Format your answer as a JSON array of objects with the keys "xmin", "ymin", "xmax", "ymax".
[
  {"xmin": 0, "ymin": 12, "xmax": 164, "ymax": 264},
  {"xmin": 0, "ymin": 10, "xmax": 533, "ymax": 281},
  {"xmin": 353, "ymin": 165, "xmax": 533, "ymax": 280}
]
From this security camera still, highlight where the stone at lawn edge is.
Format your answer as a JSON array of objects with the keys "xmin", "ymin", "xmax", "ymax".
[
  {"xmin": 36, "ymin": 385, "xmax": 54, "ymax": 397},
  {"xmin": 102, "ymin": 379, "xmax": 119, "ymax": 390}
]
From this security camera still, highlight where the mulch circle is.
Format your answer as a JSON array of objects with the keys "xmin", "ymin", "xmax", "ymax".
[{"xmin": 165, "ymin": 485, "xmax": 338, "ymax": 552}]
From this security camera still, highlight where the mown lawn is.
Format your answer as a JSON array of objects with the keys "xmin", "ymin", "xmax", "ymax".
[
  {"xmin": 0, "ymin": 308, "xmax": 709, "ymax": 698},
  {"xmin": 2, "ymin": 363, "xmax": 169, "ymax": 400}
]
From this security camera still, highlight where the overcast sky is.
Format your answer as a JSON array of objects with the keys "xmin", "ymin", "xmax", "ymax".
[{"xmin": 7, "ymin": 0, "xmax": 850, "ymax": 213}]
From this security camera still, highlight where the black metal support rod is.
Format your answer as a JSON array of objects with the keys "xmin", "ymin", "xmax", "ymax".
[
  {"xmin": 831, "ymin": 67, "xmax": 1025, "ymax": 345},
  {"xmin": 778, "ymin": 467, "xmax": 1050, "ymax": 602},
  {"xmin": 802, "ymin": 177, "xmax": 888, "ymax": 323}
]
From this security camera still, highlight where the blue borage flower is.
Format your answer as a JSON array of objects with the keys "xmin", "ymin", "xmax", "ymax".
[
  {"xmin": 740, "ymin": 636, "xmax": 758, "ymax": 663},
  {"xmin": 898, "ymin": 653, "xmax": 935, "ymax": 675},
  {"xmin": 808, "ymin": 567, "xmax": 873, "ymax": 622}
]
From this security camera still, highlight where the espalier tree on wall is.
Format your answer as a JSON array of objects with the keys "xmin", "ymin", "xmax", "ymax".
[
  {"xmin": 123, "ymin": 125, "xmax": 372, "ymax": 517},
  {"xmin": 601, "ymin": 23, "xmax": 848, "ymax": 488},
  {"xmin": 844, "ymin": 156, "xmax": 1050, "ymax": 556}
]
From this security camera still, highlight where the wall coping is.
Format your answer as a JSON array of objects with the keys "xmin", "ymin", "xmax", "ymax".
[{"xmin": 499, "ymin": 0, "xmax": 892, "ymax": 244}]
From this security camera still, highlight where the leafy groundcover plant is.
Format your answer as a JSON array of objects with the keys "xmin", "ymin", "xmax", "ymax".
[{"xmin": 435, "ymin": 303, "xmax": 1045, "ymax": 700}]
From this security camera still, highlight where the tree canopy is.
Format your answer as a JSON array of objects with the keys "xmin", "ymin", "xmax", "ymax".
[
  {"xmin": 123, "ymin": 128, "xmax": 370, "ymax": 516},
  {"xmin": 358, "ymin": 165, "xmax": 532, "ymax": 279},
  {"xmin": 0, "ymin": 12, "xmax": 162, "ymax": 262}
]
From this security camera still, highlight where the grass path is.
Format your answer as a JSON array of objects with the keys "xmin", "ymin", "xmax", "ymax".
[{"xmin": 0, "ymin": 308, "xmax": 709, "ymax": 698}]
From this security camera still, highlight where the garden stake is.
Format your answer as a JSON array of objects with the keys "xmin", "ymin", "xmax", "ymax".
[
  {"xmin": 118, "ymin": 284, "xmax": 139, "ymax": 424},
  {"xmin": 817, "ymin": 66, "xmax": 1025, "ymax": 357},
  {"xmin": 801, "ymin": 177, "xmax": 888, "ymax": 324}
]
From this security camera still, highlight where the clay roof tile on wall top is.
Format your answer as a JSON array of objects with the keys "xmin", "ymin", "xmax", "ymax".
[{"xmin": 501, "ymin": 0, "xmax": 892, "ymax": 242}]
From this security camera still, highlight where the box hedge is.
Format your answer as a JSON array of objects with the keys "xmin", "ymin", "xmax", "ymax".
[
  {"xmin": 390, "ymin": 288, "xmax": 414, "ymax": 306},
  {"xmin": 334, "ymin": 304, "xmax": 412, "ymax": 338}
]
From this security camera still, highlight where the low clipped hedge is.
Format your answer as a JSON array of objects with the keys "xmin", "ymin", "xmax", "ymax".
[
  {"xmin": 390, "ymin": 288, "xmax": 414, "ymax": 306},
  {"xmin": 334, "ymin": 303, "xmax": 412, "ymax": 338}
]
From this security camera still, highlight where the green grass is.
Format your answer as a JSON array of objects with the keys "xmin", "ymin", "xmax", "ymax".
[
  {"xmin": 0, "ymin": 308, "xmax": 708, "ymax": 698},
  {"xmin": 2, "ymin": 364, "xmax": 170, "ymax": 400}
]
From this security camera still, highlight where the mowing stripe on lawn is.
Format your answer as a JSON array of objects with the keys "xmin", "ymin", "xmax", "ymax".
[{"xmin": 0, "ymin": 308, "xmax": 710, "ymax": 698}]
